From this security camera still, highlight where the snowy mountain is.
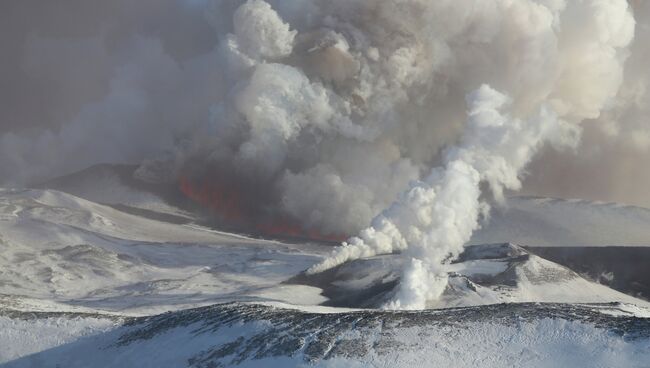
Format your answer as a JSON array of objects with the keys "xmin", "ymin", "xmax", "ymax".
[
  {"xmin": 0, "ymin": 188, "xmax": 328, "ymax": 315},
  {"xmin": 293, "ymin": 243, "xmax": 650, "ymax": 309},
  {"xmin": 38, "ymin": 164, "xmax": 650, "ymax": 247},
  {"xmin": 2, "ymin": 302, "xmax": 649, "ymax": 367},
  {"xmin": 1, "ymin": 176, "xmax": 649, "ymax": 366},
  {"xmin": 35, "ymin": 164, "xmax": 194, "ymax": 222}
]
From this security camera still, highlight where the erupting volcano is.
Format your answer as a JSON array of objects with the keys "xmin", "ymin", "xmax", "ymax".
[
  {"xmin": 178, "ymin": 172, "xmax": 346, "ymax": 242},
  {"xmin": 2, "ymin": 0, "xmax": 650, "ymax": 366}
]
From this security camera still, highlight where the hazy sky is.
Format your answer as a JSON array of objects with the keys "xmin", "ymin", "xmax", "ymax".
[{"xmin": 0, "ymin": 0, "xmax": 216, "ymax": 135}]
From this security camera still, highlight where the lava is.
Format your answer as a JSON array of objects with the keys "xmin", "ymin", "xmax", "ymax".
[
  {"xmin": 179, "ymin": 175, "xmax": 245, "ymax": 223},
  {"xmin": 178, "ymin": 174, "xmax": 346, "ymax": 242},
  {"xmin": 256, "ymin": 220, "xmax": 346, "ymax": 242}
]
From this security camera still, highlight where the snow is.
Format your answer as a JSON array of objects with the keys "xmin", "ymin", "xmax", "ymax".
[
  {"xmin": 2, "ymin": 189, "xmax": 649, "ymax": 315},
  {"xmin": 2, "ymin": 304, "xmax": 649, "ymax": 367},
  {"xmin": 589, "ymin": 303, "xmax": 650, "ymax": 319},
  {"xmin": 439, "ymin": 253, "xmax": 650, "ymax": 308},
  {"xmin": 0, "ymin": 188, "xmax": 330, "ymax": 314},
  {"xmin": 451, "ymin": 254, "xmax": 649, "ymax": 306},
  {"xmin": 1, "ymin": 187, "xmax": 650, "ymax": 366},
  {"xmin": 473, "ymin": 196, "xmax": 650, "ymax": 247},
  {"xmin": 0, "ymin": 316, "xmax": 119, "ymax": 364},
  {"xmin": 362, "ymin": 318, "xmax": 650, "ymax": 368},
  {"xmin": 303, "ymin": 243, "xmax": 650, "ymax": 310},
  {"xmin": 38, "ymin": 164, "xmax": 190, "ymax": 218},
  {"xmin": 248, "ymin": 284, "xmax": 328, "ymax": 306}
]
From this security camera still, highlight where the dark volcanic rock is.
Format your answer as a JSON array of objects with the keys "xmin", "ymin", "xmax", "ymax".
[
  {"xmin": 3, "ymin": 301, "xmax": 649, "ymax": 367},
  {"xmin": 110, "ymin": 302, "xmax": 650, "ymax": 367}
]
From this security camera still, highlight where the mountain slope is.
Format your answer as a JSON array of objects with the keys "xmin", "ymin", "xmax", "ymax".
[
  {"xmin": 0, "ymin": 188, "xmax": 328, "ymax": 314},
  {"xmin": 1, "ymin": 187, "xmax": 649, "ymax": 366},
  {"xmin": 36, "ymin": 164, "xmax": 650, "ymax": 248},
  {"xmin": 294, "ymin": 243, "xmax": 650, "ymax": 309},
  {"xmin": 2, "ymin": 302, "xmax": 649, "ymax": 367},
  {"xmin": 2, "ymin": 189, "xmax": 648, "ymax": 313},
  {"xmin": 35, "ymin": 164, "xmax": 189, "ymax": 220}
]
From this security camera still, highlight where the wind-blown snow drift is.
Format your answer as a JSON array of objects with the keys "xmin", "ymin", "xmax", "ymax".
[{"xmin": 0, "ymin": 0, "xmax": 640, "ymax": 307}]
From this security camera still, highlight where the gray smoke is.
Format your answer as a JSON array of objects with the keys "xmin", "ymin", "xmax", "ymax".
[
  {"xmin": 0, "ymin": 0, "xmax": 648, "ymax": 308},
  {"xmin": 523, "ymin": 0, "xmax": 650, "ymax": 207}
]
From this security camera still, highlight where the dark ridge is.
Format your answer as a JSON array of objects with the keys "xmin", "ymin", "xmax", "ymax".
[
  {"xmin": 34, "ymin": 163, "xmax": 183, "ymax": 205},
  {"xmin": 287, "ymin": 271, "xmax": 398, "ymax": 308},
  {"xmin": 114, "ymin": 302, "xmax": 650, "ymax": 365},
  {"xmin": 0, "ymin": 308, "xmax": 131, "ymax": 322},
  {"xmin": 107, "ymin": 203, "xmax": 192, "ymax": 225},
  {"xmin": 4, "ymin": 302, "xmax": 649, "ymax": 366},
  {"xmin": 32, "ymin": 163, "xmax": 348, "ymax": 244},
  {"xmin": 32, "ymin": 163, "xmax": 211, "ymax": 222}
]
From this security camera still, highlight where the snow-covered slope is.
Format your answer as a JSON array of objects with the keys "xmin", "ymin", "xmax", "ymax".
[
  {"xmin": 2, "ymin": 189, "xmax": 648, "ymax": 314},
  {"xmin": 295, "ymin": 243, "xmax": 650, "ymax": 309},
  {"xmin": 0, "ymin": 188, "xmax": 328, "ymax": 314},
  {"xmin": 473, "ymin": 196, "xmax": 650, "ymax": 246},
  {"xmin": 2, "ymin": 303, "xmax": 649, "ymax": 368},
  {"xmin": 39, "ymin": 165, "xmax": 650, "ymax": 248},
  {"xmin": 36, "ymin": 164, "xmax": 189, "ymax": 220},
  {"xmin": 1, "ymin": 187, "xmax": 649, "ymax": 366},
  {"xmin": 527, "ymin": 246, "xmax": 650, "ymax": 301}
]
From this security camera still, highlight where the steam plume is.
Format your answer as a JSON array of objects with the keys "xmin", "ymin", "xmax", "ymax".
[
  {"xmin": 309, "ymin": 85, "xmax": 579, "ymax": 309},
  {"xmin": 0, "ymin": 0, "xmax": 645, "ymax": 307}
]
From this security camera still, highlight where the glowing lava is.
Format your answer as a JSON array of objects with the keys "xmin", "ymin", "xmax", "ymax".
[
  {"xmin": 179, "ymin": 175, "xmax": 245, "ymax": 223},
  {"xmin": 178, "ymin": 175, "xmax": 346, "ymax": 242}
]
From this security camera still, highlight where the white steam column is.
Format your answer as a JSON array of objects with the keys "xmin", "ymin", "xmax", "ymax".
[{"xmin": 308, "ymin": 85, "xmax": 579, "ymax": 309}]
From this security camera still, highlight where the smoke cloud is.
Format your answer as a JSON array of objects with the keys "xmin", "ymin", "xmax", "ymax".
[
  {"xmin": 309, "ymin": 85, "xmax": 580, "ymax": 309},
  {"xmin": 0, "ymin": 0, "xmax": 647, "ymax": 307},
  {"xmin": 523, "ymin": 0, "xmax": 650, "ymax": 207}
]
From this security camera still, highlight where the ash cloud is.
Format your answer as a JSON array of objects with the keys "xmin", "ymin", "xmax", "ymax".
[
  {"xmin": 523, "ymin": 0, "xmax": 650, "ymax": 207},
  {"xmin": 0, "ymin": 0, "xmax": 648, "ymax": 307}
]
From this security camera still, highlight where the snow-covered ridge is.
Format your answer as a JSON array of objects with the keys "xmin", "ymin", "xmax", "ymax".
[
  {"xmin": 2, "ymin": 302, "xmax": 649, "ymax": 367},
  {"xmin": 2, "ymin": 188, "xmax": 649, "ymax": 315},
  {"xmin": 34, "ymin": 163, "xmax": 189, "ymax": 219},
  {"xmin": 25, "ymin": 164, "xmax": 650, "ymax": 306},
  {"xmin": 293, "ymin": 243, "xmax": 650, "ymax": 309},
  {"xmin": 37, "ymin": 164, "xmax": 650, "ymax": 248},
  {"xmin": 1, "ymin": 187, "xmax": 649, "ymax": 366}
]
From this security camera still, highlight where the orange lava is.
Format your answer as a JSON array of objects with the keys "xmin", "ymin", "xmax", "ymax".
[
  {"xmin": 179, "ymin": 176, "xmax": 244, "ymax": 223},
  {"xmin": 178, "ymin": 175, "xmax": 347, "ymax": 242}
]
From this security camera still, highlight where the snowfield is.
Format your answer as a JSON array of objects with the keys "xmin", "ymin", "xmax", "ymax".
[
  {"xmin": 0, "ymin": 185, "xmax": 649, "ymax": 366},
  {"xmin": 0, "ymin": 188, "xmax": 329, "ymax": 314}
]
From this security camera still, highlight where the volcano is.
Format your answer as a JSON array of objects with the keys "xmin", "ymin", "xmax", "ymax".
[{"xmin": 1, "ymin": 165, "xmax": 650, "ymax": 366}]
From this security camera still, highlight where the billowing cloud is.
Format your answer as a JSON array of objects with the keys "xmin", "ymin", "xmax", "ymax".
[{"xmin": 0, "ymin": 0, "xmax": 647, "ymax": 308}]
